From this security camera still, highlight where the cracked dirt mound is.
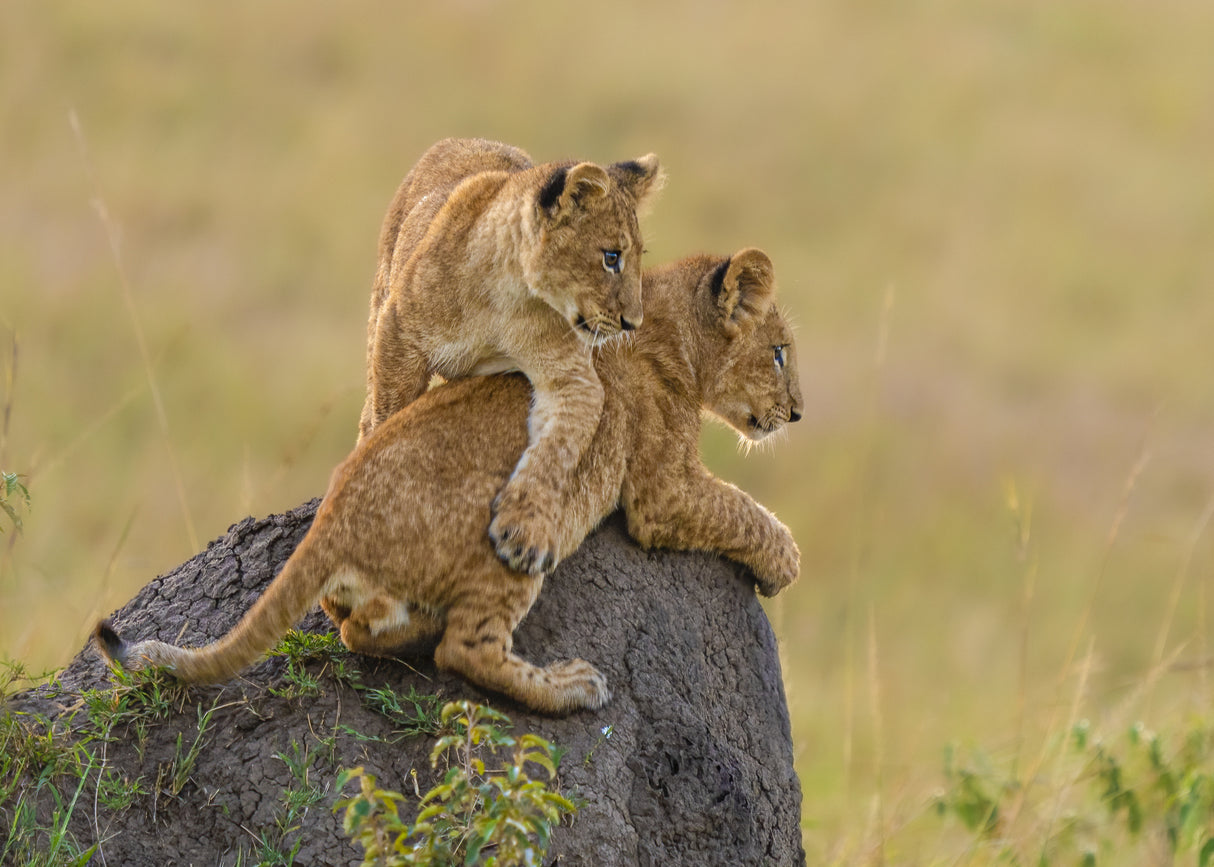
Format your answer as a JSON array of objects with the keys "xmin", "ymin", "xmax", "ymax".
[{"xmin": 6, "ymin": 499, "xmax": 806, "ymax": 866}]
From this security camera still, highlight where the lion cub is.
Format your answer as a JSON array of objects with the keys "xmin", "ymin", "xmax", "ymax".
[
  {"xmin": 359, "ymin": 137, "xmax": 664, "ymax": 578},
  {"xmin": 96, "ymin": 248, "xmax": 802, "ymax": 715}
]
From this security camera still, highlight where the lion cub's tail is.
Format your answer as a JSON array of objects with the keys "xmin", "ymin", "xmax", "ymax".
[{"xmin": 93, "ymin": 534, "xmax": 335, "ymax": 684}]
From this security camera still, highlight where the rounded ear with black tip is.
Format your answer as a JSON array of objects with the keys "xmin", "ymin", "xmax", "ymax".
[
  {"xmin": 714, "ymin": 248, "xmax": 776, "ymax": 337},
  {"xmin": 609, "ymin": 153, "xmax": 665, "ymax": 213},
  {"xmin": 537, "ymin": 162, "xmax": 611, "ymax": 223}
]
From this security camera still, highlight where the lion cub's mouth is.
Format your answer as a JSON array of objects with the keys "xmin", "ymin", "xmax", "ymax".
[
  {"xmin": 747, "ymin": 415, "xmax": 777, "ymax": 439},
  {"xmin": 747, "ymin": 408, "xmax": 790, "ymax": 440},
  {"xmin": 573, "ymin": 314, "xmax": 623, "ymax": 346}
]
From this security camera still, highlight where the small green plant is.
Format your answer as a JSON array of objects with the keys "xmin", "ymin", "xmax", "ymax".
[
  {"xmin": 80, "ymin": 663, "xmax": 189, "ymax": 760},
  {"xmin": 1, "ymin": 657, "xmax": 128, "ymax": 864},
  {"xmin": 935, "ymin": 716, "xmax": 1214, "ymax": 865},
  {"xmin": 335, "ymin": 700, "xmax": 577, "ymax": 867},
  {"xmin": 0, "ymin": 657, "xmax": 40, "ymax": 700},
  {"xmin": 0, "ymin": 711, "xmax": 86, "ymax": 796},
  {"xmin": 96, "ymin": 768, "xmax": 148, "ymax": 811},
  {"xmin": 269, "ymin": 634, "xmax": 446, "ymax": 739},
  {"xmin": 2, "ymin": 779, "xmax": 99, "ymax": 867},
  {"xmin": 268, "ymin": 630, "xmax": 357, "ymax": 699},
  {"xmin": 1075, "ymin": 720, "xmax": 1214, "ymax": 863},
  {"xmin": 0, "ymin": 470, "xmax": 30, "ymax": 534},
  {"xmin": 0, "ymin": 712, "xmax": 98, "ymax": 867},
  {"xmin": 166, "ymin": 701, "xmax": 217, "ymax": 795},
  {"xmin": 277, "ymin": 739, "xmax": 330, "ymax": 838},
  {"xmin": 241, "ymin": 737, "xmax": 332, "ymax": 867},
  {"xmin": 934, "ymin": 742, "xmax": 1009, "ymax": 838},
  {"xmin": 82, "ymin": 662, "xmax": 187, "ymax": 729},
  {"xmin": 359, "ymin": 683, "xmax": 445, "ymax": 739},
  {"xmin": 583, "ymin": 723, "xmax": 613, "ymax": 767}
]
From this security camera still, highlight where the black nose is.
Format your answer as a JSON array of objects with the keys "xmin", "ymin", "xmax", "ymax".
[
  {"xmin": 789, "ymin": 408, "xmax": 802, "ymax": 423},
  {"xmin": 620, "ymin": 316, "xmax": 637, "ymax": 331}
]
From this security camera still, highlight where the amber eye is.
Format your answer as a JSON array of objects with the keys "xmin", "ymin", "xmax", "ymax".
[
  {"xmin": 603, "ymin": 250, "xmax": 622, "ymax": 273},
  {"xmin": 773, "ymin": 345, "xmax": 787, "ymax": 368}
]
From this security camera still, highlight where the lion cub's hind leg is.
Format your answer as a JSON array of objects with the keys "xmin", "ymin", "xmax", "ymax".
[
  {"xmin": 339, "ymin": 598, "xmax": 444, "ymax": 657},
  {"xmin": 435, "ymin": 585, "xmax": 610, "ymax": 715},
  {"xmin": 321, "ymin": 572, "xmax": 442, "ymax": 657}
]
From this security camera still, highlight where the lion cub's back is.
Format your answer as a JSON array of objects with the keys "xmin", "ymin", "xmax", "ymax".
[
  {"xmin": 376, "ymin": 138, "xmax": 534, "ymax": 298},
  {"xmin": 325, "ymin": 375, "xmax": 534, "ymax": 585},
  {"xmin": 397, "ymin": 138, "xmax": 533, "ymax": 226}
]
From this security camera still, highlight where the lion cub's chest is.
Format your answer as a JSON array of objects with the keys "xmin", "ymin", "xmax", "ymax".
[
  {"xmin": 419, "ymin": 272, "xmax": 548, "ymax": 379},
  {"xmin": 433, "ymin": 343, "xmax": 519, "ymax": 378},
  {"xmin": 427, "ymin": 331, "xmax": 519, "ymax": 378}
]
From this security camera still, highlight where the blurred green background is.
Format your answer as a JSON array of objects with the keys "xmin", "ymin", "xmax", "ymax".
[{"xmin": 3, "ymin": 0, "xmax": 1213, "ymax": 860}]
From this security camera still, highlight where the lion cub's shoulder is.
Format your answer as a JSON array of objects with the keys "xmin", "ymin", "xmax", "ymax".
[
  {"xmin": 413, "ymin": 137, "xmax": 533, "ymax": 185},
  {"xmin": 390, "ymin": 138, "xmax": 534, "ymax": 229}
]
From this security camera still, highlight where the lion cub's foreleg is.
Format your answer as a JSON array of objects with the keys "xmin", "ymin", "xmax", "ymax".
[
  {"xmin": 625, "ymin": 470, "xmax": 800, "ymax": 598},
  {"xmin": 434, "ymin": 579, "xmax": 609, "ymax": 715},
  {"xmin": 490, "ymin": 362, "xmax": 604, "ymax": 577}
]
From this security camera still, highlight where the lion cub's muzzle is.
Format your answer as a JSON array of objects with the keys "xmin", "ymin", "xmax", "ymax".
[
  {"xmin": 572, "ymin": 311, "xmax": 640, "ymax": 346},
  {"xmin": 747, "ymin": 403, "xmax": 802, "ymax": 439}
]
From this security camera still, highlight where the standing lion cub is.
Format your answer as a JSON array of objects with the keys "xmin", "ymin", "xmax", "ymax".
[
  {"xmin": 96, "ymin": 248, "xmax": 802, "ymax": 715},
  {"xmin": 360, "ymin": 138, "xmax": 664, "ymax": 578}
]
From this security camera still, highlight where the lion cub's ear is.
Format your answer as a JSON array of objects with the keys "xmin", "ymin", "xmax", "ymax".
[
  {"xmin": 715, "ymin": 247, "xmax": 776, "ymax": 337},
  {"xmin": 538, "ymin": 162, "xmax": 611, "ymax": 223},
  {"xmin": 609, "ymin": 154, "xmax": 665, "ymax": 214}
]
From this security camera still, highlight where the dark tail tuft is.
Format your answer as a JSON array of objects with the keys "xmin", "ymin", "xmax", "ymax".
[{"xmin": 93, "ymin": 619, "xmax": 127, "ymax": 666}]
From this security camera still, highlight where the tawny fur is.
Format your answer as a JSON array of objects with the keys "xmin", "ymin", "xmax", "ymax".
[
  {"xmin": 358, "ymin": 138, "xmax": 664, "ymax": 577},
  {"xmin": 94, "ymin": 249, "xmax": 803, "ymax": 716}
]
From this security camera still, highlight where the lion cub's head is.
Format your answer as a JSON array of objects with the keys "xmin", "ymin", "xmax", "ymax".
[
  {"xmin": 526, "ymin": 155, "xmax": 664, "ymax": 346},
  {"xmin": 699, "ymin": 248, "xmax": 804, "ymax": 442}
]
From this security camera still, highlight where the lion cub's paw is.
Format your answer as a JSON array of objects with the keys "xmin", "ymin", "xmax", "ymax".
[
  {"xmin": 755, "ymin": 526, "xmax": 801, "ymax": 597},
  {"xmin": 543, "ymin": 658, "xmax": 611, "ymax": 712},
  {"xmin": 489, "ymin": 489, "xmax": 559, "ymax": 578}
]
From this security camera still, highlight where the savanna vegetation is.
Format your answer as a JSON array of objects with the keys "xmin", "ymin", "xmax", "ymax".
[
  {"xmin": 1, "ymin": 639, "xmax": 575, "ymax": 866},
  {"xmin": 3, "ymin": 1, "xmax": 1213, "ymax": 862}
]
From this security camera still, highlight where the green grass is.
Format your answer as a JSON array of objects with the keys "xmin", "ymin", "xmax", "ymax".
[
  {"xmin": 336, "ymin": 701, "xmax": 576, "ymax": 867},
  {"xmin": 1, "ymin": 640, "xmax": 450, "ymax": 864},
  {"xmin": 3, "ymin": 1, "xmax": 1214, "ymax": 862}
]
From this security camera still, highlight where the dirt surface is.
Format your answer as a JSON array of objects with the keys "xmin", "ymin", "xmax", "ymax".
[{"xmin": 6, "ymin": 499, "xmax": 806, "ymax": 866}]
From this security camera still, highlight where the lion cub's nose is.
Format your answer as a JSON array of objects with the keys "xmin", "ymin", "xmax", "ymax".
[
  {"xmin": 789, "ymin": 407, "xmax": 802, "ymax": 423},
  {"xmin": 620, "ymin": 315, "xmax": 639, "ymax": 332}
]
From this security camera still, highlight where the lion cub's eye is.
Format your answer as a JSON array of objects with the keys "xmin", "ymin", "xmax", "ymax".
[
  {"xmin": 773, "ymin": 345, "xmax": 787, "ymax": 369},
  {"xmin": 602, "ymin": 250, "xmax": 622, "ymax": 273}
]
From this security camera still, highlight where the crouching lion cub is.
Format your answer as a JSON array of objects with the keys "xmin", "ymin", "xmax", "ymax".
[
  {"xmin": 96, "ymin": 248, "xmax": 803, "ymax": 716},
  {"xmin": 360, "ymin": 137, "xmax": 664, "ymax": 578}
]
